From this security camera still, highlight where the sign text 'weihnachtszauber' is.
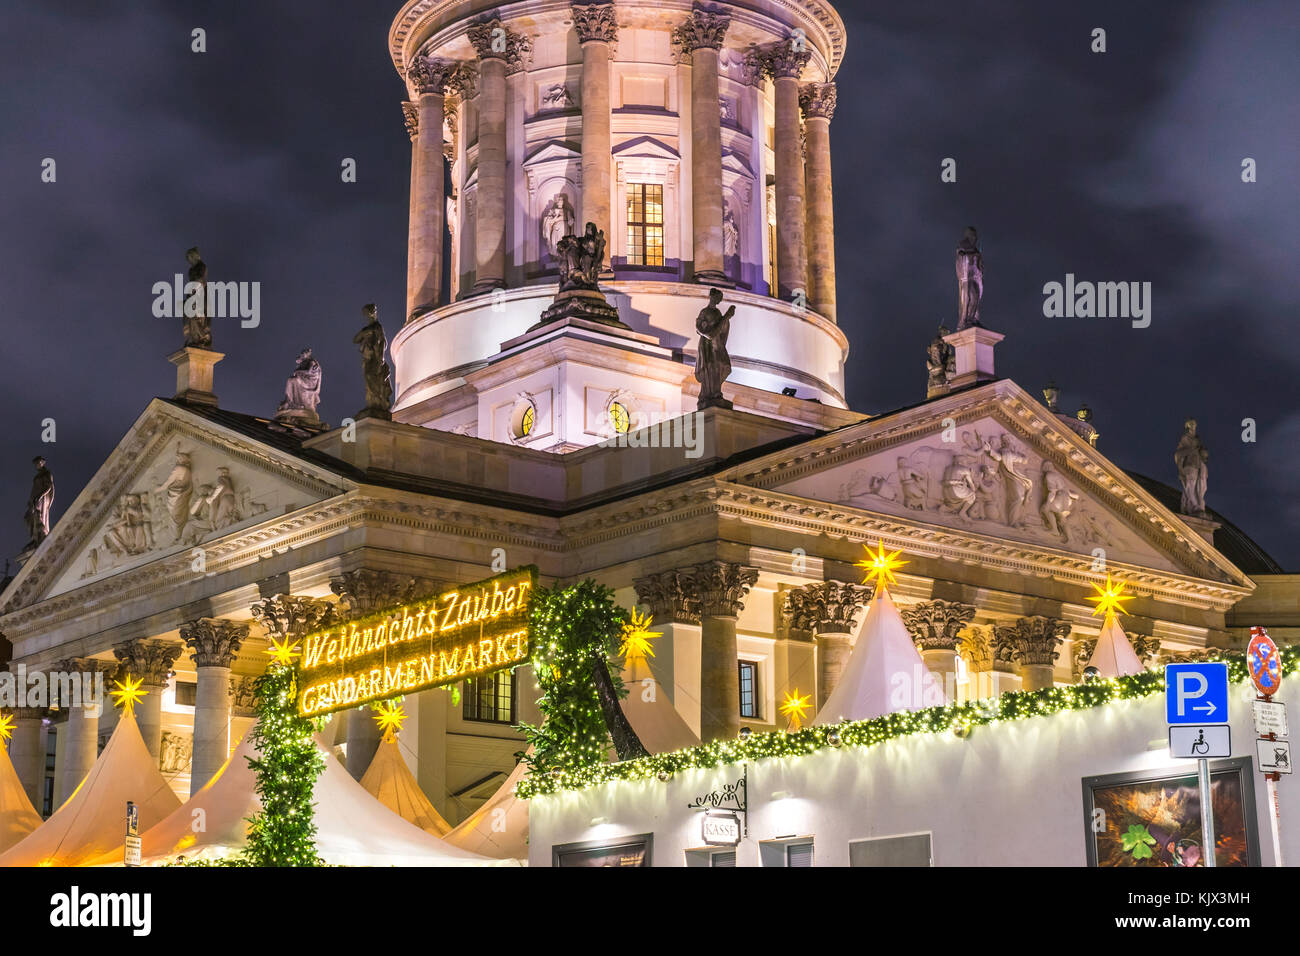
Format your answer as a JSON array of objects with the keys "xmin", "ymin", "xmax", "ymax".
[{"xmin": 297, "ymin": 567, "xmax": 537, "ymax": 717}]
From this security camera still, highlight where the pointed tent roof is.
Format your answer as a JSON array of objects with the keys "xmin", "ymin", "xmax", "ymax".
[
  {"xmin": 619, "ymin": 658, "xmax": 700, "ymax": 755},
  {"xmin": 1086, "ymin": 611, "xmax": 1145, "ymax": 678},
  {"xmin": 0, "ymin": 742, "xmax": 42, "ymax": 854},
  {"xmin": 359, "ymin": 736, "xmax": 453, "ymax": 837},
  {"xmin": 444, "ymin": 753, "xmax": 531, "ymax": 861},
  {"xmin": 0, "ymin": 711, "xmax": 181, "ymax": 867},
  {"xmin": 813, "ymin": 586, "xmax": 946, "ymax": 725},
  {"xmin": 91, "ymin": 732, "xmax": 513, "ymax": 866}
]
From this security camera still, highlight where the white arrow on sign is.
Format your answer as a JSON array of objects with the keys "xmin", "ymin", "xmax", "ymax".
[{"xmin": 1194, "ymin": 701, "xmax": 1218, "ymax": 716}]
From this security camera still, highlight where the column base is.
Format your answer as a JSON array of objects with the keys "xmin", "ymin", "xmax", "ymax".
[
  {"xmin": 167, "ymin": 347, "xmax": 224, "ymax": 407},
  {"xmin": 691, "ymin": 270, "xmax": 735, "ymax": 289},
  {"xmin": 467, "ymin": 279, "xmax": 506, "ymax": 297},
  {"xmin": 532, "ymin": 287, "xmax": 627, "ymax": 330}
]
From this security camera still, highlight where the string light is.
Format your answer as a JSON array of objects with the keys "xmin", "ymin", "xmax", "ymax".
[{"xmin": 517, "ymin": 644, "xmax": 1299, "ymax": 800}]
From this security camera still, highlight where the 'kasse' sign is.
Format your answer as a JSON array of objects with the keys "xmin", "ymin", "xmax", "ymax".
[{"xmin": 297, "ymin": 567, "xmax": 537, "ymax": 717}]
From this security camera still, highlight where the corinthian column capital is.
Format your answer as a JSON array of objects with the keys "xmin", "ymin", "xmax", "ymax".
[
  {"xmin": 764, "ymin": 38, "xmax": 812, "ymax": 80},
  {"xmin": 672, "ymin": 9, "xmax": 731, "ymax": 54},
  {"xmin": 633, "ymin": 569, "xmax": 702, "ymax": 625},
  {"xmin": 407, "ymin": 55, "xmax": 456, "ymax": 95},
  {"xmin": 993, "ymin": 616, "xmax": 1071, "ymax": 667},
  {"xmin": 572, "ymin": 3, "xmax": 618, "ymax": 44},
  {"xmin": 692, "ymin": 561, "xmax": 759, "ymax": 618},
  {"xmin": 329, "ymin": 569, "xmax": 433, "ymax": 618},
  {"xmin": 467, "ymin": 18, "xmax": 532, "ymax": 72},
  {"xmin": 181, "ymin": 619, "xmax": 248, "ymax": 669},
  {"xmin": 900, "ymin": 600, "xmax": 977, "ymax": 652},
  {"xmin": 250, "ymin": 594, "xmax": 335, "ymax": 640},
  {"xmin": 799, "ymin": 81, "xmax": 837, "ymax": 120},
  {"xmin": 401, "ymin": 101, "xmax": 419, "ymax": 141},
  {"xmin": 783, "ymin": 581, "xmax": 872, "ymax": 634},
  {"xmin": 112, "ymin": 639, "xmax": 183, "ymax": 688}
]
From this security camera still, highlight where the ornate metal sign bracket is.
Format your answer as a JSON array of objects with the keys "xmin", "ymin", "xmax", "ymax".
[{"xmin": 686, "ymin": 763, "xmax": 748, "ymax": 837}]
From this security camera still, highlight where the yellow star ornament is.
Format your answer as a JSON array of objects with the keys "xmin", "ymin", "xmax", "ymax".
[
  {"xmin": 373, "ymin": 700, "xmax": 406, "ymax": 741},
  {"xmin": 110, "ymin": 674, "xmax": 147, "ymax": 718},
  {"xmin": 856, "ymin": 542, "xmax": 908, "ymax": 591},
  {"xmin": 619, "ymin": 608, "xmax": 660, "ymax": 664},
  {"xmin": 0, "ymin": 713, "xmax": 14, "ymax": 742},
  {"xmin": 265, "ymin": 635, "xmax": 301, "ymax": 667},
  {"xmin": 779, "ymin": 689, "xmax": 813, "ymax": 731},
  {"xmin": 1088, "ymin": 573, "xmax": 1132, "ymax": 619}
]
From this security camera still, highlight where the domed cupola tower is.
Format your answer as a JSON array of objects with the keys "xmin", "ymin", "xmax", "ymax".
[{"xmin": 388, "ymin": 0, "xmax": 848, "ymax": 448}]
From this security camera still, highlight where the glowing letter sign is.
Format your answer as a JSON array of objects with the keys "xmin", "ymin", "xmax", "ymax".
[{"xmin": 296, "ymin": 567, "xmax": 537, "ymax": 718}]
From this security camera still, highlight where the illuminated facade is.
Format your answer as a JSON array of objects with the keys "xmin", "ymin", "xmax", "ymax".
[{"xmin": 1, "ymin": 1, "xmax": 1294, "ymax": 860}]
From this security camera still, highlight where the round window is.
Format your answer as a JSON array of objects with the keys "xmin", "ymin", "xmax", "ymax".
[
  {"xmin": 510, "ymin": 400, "xmax": 537, "ymax": 440},
  {"xmin": 609, "ymin": 401, "xmax": 631, "ymax": 434}
]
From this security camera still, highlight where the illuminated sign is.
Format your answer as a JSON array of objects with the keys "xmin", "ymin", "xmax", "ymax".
[{"xmin": 297, "ymin": 567, "xmax": 537, "ymax": 718}]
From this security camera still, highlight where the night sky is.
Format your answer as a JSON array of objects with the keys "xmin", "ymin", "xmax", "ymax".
[{"xmin": 2, "ymin": 1, "xmax": 1297, "ymax": 569}]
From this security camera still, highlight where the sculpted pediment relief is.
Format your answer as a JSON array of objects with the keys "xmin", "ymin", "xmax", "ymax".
[
  {"xmin": 12, "ymin": 401, "xmax": 351, "ymax": 606},
  {"xmin": 754, "ymin": 397, "xmax": 1239, "ymax": 583}
]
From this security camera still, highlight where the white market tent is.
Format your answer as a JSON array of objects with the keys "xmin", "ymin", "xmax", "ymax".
[
  {"xmin": 813, "ymin": 585, "xmax": 946, "ymax": 725},
  {"xmin": 1086, "ymin": 611, "xmax": 1146, "ymax": 678},
  {"xmin": 0, "ymin": 711, "xmax": 181, "ymax": 867},
  {"xmin": 359, "ymin": 735, "xmax": 453, "ymax": 837},
  {"xmin": 91, "ymin": 730, "xmax": 513, "ymax": 866},
  {"xmin": 0, "ymin": 740, "xmax": 42, "ymax": 854},
  {"xmin": 620, "ymin": 658, "xmax": 700, "ymax": 755},
  {"xmin": 444, "ymin": 752, "xmax": 531, "ymax": 860}
]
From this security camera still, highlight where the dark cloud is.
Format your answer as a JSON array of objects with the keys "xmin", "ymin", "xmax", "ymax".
[{"xmin": 1, "ymin": 1, "xmax": 1296, "ymax": 568}]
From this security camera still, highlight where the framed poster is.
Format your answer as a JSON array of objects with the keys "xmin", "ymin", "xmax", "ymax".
[
  {"xmin": 552, "ymin": 833, "xmax": 654, "ymax": 868},
  {"xmin": 1081, "ymin": 757, "xmax": 1260, "ymax": 867}
]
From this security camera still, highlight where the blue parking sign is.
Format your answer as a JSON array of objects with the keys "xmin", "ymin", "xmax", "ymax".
[{"xmin": 1165, "ymin": 662, "xmax": 1229, "ymax": 725}]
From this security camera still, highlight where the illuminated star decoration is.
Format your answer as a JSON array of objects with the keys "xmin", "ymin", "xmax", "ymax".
[
  {"xmin": 856, "ymin": 542, "xmax": 908, "ymax": 592},
  {"xmin": 619, "ymin": 609, "xmax": 660, "ymax": 664},
  {"xmin": 373, "ymin": 700, "xmax": 406, "ymax": 741},
  {"xmin": 265, "ymin": 634, "xmax": 302, "ymax": 668},
  {"xmin": 1088, "ymin": 573, "xmax": 1132, "ymax": 619},
  {"xmin": 110, "ymin": 674, "xmax": 147, "ymax": 718},
  {"xmin": 0, "ymin": 713, "xmax": 13, "ymax": 743},
  {"xmin": 779, "ymin": 689, "xmax": 813, "ymax": 731}
]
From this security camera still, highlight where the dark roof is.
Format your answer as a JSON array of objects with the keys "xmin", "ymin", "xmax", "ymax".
[{"xmin": 1127, "ymin": 471, "xmax": 1284, "ymax": 574}]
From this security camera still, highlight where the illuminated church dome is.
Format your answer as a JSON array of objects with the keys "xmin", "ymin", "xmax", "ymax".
[{"xmin": 387, "ymin": 1, "xmax": 850, "ymax": 447}]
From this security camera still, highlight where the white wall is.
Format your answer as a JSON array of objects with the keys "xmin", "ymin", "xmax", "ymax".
[{"xmin": 530, "ymin": 676, "xmax": 1299, "ymax": 866}]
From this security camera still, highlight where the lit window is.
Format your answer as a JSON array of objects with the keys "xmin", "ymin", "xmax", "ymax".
[
  {"xmin": 626, "ymin": 183, "xmax": 664, "ymax": 267},
  {"xmin": 609, "ymin": 401, "xmax": 631, "ymax": 433},
  {"xmin": 738, "ymin": 660, "xmax": 759, "ymax": 719},
  {"xmin": 511, "ymin": 400, "xmax": 537, "ymax": 441},
  {"xmin": 463, "ymin": 670, "xmax": 517, "ymax": 724}
]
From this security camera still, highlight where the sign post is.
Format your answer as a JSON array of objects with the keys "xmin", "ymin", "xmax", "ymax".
[
  {"xmin": 1248, "ymin": 626, "xmax": 1287, "ymax": 867},
  {"xmin": 1165, "ymin": 662, "xmax": 1230, "ymax": 867},
  {"xmin": 124, "ymin": 801, "xmax": 141, "ymax": 868}
]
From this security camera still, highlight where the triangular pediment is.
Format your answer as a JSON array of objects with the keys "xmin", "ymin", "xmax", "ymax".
[
  {"xmin": 611, "ymin": 135, "xmax": 679, "ymax": 160},
  {"xmin": 5, "ymin": 400, "xmax": 353, "ymax": 609},
  {"xmin": 728, "ymin": 381, "xmax": 1251, "ymax": 588},
  {"xmin": 522, "ymin": 141, "xmax": 582, "ymax": 167}
]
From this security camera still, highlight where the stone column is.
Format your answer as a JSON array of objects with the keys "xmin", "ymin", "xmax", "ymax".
[
  {"xmin": 784, "ymin": 581, "xmax": 872, "ymax": 708},
  {"xmin": 54, "ymin": 657, "xmax": 113, "ymax": 806},
  {"xmin": 8, "ymin": 706, "xmax": 48, "ymax": 810},
  {"xmin": 800, "ymin": 82, "xmax": 837, "ymax": 321},
  {"xmin": 994, "ymin": 616, "xmax": 1071, "ymax": 692},
  {"xmin": 674, "ymin": 10, "xmax": 731, "ymax": 284},
  {"xmin": 691, "ymin": 561, "xmax": 759, "ymax": 742},
  {"xmin": 405, "ymin": 56, "xmax": 457, "ymax": 320},
  {"xmin": 330, "ymin": 570, "xmax": 429, "ymax": 778},
  {"xmin": 633, "ymin": 569, "xmax": 704, "ymax": 725},
  {"xmin": 765, "ymin": 40, "xmax": 811, "ymax": 301},
  {"xmin": 901, "ymin": 600, "xmax": 977, "ymax": 699},
  {"xmin": 111, "ymin": 639, "xmax": 183, "ymax": 762},
  {"xmin": 467, "ymin": 18, "xmax": 530, "ymax": 295},
  {"xmin": 574, "ymin": 3, "xmax": 617, "ymax": 259},
  {"xmin": 181, "ymin": 619, "xmax": 248, "ymax": 796}
]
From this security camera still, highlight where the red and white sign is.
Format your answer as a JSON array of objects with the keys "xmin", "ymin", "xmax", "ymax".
[{"xmin": 1248, "ymin": 626, "xmax": 1284, "ymax": 698}]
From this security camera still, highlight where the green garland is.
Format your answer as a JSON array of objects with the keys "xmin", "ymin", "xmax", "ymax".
[
  {"xmin": 516, "ymin": 644, "xmax": 1299, "ymax": 799},
  {"xmin": 240, "ymin": 658, "xmax": 326, "ymax": 866}
]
